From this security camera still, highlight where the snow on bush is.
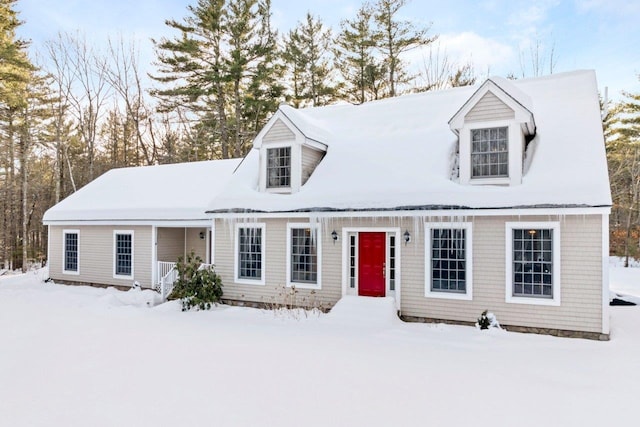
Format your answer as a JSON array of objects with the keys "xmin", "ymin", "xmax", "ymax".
[{"xmin": 476, "ymin": 310, "xmax": 501, "ymax": 330}]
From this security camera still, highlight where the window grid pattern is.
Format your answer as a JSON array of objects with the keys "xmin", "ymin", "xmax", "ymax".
[
  {"xmin": 471, "ymin": 127, "xmax": 508, "ymax": 178},
  {"xmin": 431, "ymin": 229, "xmax": 466, "ymax": 293},
  {"xmin": 267, "ymin": 147, "xmax": 291, "ymax": 188},
  {"xmin": 238, "ymin": 227, "xmax": 262, "ymax": 280},
  {"xmin": 389, "ymin": 234, "xmax": 396, "ymax": 291},
  {"xmin": 290, "ymin": 228, "xmax": 317, "ymax": 284},
  {"xmin": 115, "ymin": 234, "xmax": 132, "ymax": 276},
  {"xmin": 513, "ymin": 229, "xmax": 553, "ymax": 297},
  {"xmin": 349, "ymin": 235, "xmax": 356, "ymax": 288},
  {"xmin": 64, "ymin": 233, "xmax": 78, "ymax": 272}
]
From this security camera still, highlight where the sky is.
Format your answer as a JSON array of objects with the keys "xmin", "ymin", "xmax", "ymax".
[{"xmin": 14, "ymin": 0, "xmax": 640, "ymax": 101}]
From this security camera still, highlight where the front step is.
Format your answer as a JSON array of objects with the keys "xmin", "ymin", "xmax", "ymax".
[{"xmin": 326, "ymin": 295, "xmax": 400, "ymax": 326}]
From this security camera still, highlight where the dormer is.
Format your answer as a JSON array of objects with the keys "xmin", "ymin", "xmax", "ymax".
[
  {"xmin": 449, "ymin": 78, "xmax": 536, "ymax": 186},
  {"xmin": 254, "ymin": 106, "xmax": 328, "ymax": 194}
]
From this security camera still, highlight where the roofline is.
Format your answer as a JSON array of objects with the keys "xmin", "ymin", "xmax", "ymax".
[
  {"xmin": 278, "ymin": 107, "xmax": 329, "ymax": 149},
  {"xmin": 448, "ymin": 78, "xmax": 536, "ymax": 133},
  {"xmin": 207, "ymin": 205, "xmax": 611, "ymax": 219},
  {"xmin": 486, "ymin": 77, "xmax": 533, "ymax": 117}
]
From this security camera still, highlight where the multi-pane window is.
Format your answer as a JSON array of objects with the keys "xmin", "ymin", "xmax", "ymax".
[
  {"xmin": 471, "ymin": 127, "xmax": 508, "ymax": 178},
  {"xmin": 512, "ymin": 229, "xmax": 553, "ymax": 298},
  {"xmin": 267, "ymin": 147, "xmax": 291, "ymax": 188},
  {"xmin": 349, "ymin": 234, "xmax": 357, "ymax": 289},
  {"xmin": 290, "ymin": 228, "xmax": 317, "ymax": 284},
  {"xmin": 431, "ymin": 229, "xmax": 467, "ymax": 293},
  {"xmin": 64, "ymin": 232, "xmax": 78, "ymax": 272},
  {"xmin": 115, "ymin": 233, "xmax": 133, "ymax": 276},
  {"xmin": 238, "ymin": 227, "xmax": 263, "ymax": 280},
  {"xmin": 388, "ymin": 234, "xmax": 396, "ymax": 291}
]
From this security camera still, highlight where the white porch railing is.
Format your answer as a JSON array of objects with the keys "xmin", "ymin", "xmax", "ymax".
[
  {"xmin": 157, "ymin": 261, "xmax": 215, "ymax": 301},
  {"xmin": 157, "ymin": 261, "xmax": 176, "ymax": 282},
  {"xmin": 161, "ymin": 268, "xmax": 177, "ymax": 301},
  {"xmin": 157, "ymin": 261, "xmax": 177, "ymax": 300}
]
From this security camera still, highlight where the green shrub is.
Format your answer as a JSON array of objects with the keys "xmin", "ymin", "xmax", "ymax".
[{"xmin": 168, "ymin": 252, "xmax": 223, "ymax": 311}]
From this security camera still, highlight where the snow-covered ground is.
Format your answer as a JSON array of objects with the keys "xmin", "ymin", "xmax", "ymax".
[{"xmin": 1, "ymin": 263, "xmax": 639, "ymax": 427}]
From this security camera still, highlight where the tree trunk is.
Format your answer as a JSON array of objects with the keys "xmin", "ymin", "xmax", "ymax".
[
  {"xmin": 234, "ymin": 79, "xmax": 242, "ymax": 157},
  {"xmin": 625, "ymin": 205, "xmax": 632, "ymax": 267},
  {"xmin": 21, "ymin": 137, "xmax": 28, "ymax": 273},
  {"xmin": 8, "ymin": 114, "xmax": 16, "ymax": 270}
]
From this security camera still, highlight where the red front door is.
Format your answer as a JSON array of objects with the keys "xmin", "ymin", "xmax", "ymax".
[{"xmin": 358, "ymin": 232, "xmax": 386, "ymax": 297}]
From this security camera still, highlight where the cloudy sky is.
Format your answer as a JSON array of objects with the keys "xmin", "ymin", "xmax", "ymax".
[{"xmin": 15, "ymin": 0, "xmax": 640, "ymax": 100}]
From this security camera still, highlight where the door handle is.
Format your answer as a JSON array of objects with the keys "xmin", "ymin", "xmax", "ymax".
[{"xmin": 383, "ymin": 262, "xmax": 386, "ymax": 278}]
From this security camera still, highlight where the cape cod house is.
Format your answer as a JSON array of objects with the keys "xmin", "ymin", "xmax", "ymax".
[{"xmin": 43, "ymin": 70, "xmax": 612, "ymax": 339}]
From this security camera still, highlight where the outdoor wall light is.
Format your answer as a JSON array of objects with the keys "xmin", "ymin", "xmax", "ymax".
[
  {"xmin": 331, "ymin": 230, "xmax": 338, "ymax": 243},
  {"xmin": 199, "ymin": 231, "xmax": 205, "ymax": 240},
  {"xmin": 404, "ymin": 230, "xmax": 411, "ymax": 245}
]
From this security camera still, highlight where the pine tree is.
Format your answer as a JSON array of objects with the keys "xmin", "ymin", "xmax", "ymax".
[
  {"xmin": 373, "ymin": 0, "xmax": 435, "ymax": 97},
  {"xmin": 17, "ymin": 72, "xmax": 53, "ymax": 271},
  {"xmin": 243, "ymin": 0, "xmax": 284, "ymax": 140},
  {"xmin": 282, "ymin": 27, "xmax": 305, "ymax": 107},
  {"xmin": 152, "ymin": 0, "xmax": 281, "ymax": 159},
  {"xmin": 283, "ymin": 13, "xmax": 338, "ymax": 107},
  {"xmin": 607, "ymin": 79, "xmax": 640, "ymax": 264},
  {"xmin": 619, "ymin": 86, "xmax": 640, "ymax": 145},
  {"xmin": 0, "ymin": 0, "xmax": 31, "ymax": 96},
  {"xmin": 152, "ymin": 0, "xmax": 229, "ymax": 156},
  {"xmin": 334, "ymin": 4, "xmax": 386, "ymax": 104},
  {"xmin": 226, "ymin": 0, "xmax": 282, "ymax": 157},
  {"xmin": 0, "ymin": 0, "xmax": 36, "ymax": 271}
]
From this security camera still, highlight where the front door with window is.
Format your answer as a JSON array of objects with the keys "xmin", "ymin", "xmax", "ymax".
[{"xmin": 358, "ymin": 232, "xmax": 386, "ymax": 297}]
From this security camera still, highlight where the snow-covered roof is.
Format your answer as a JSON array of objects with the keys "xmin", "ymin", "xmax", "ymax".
[
  {"xmin": 207, "ymin": 70, "xmax": 611, "ymax": 214},
  {"xmin": 488, "ymin": 75, "xmax": 533, "ymax": 112},
  {"xmin": 279, "ymin": 104, "xmax": 332, "ymax": 144},
  {"xmin": 43, "ymin": 159, "xmax": 241, "ymax": 223}
]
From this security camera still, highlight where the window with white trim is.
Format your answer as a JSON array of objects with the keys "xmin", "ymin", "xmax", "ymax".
[
  {"xmin": 471, "ymin": 127, "xmax": 508, "ymax": 178},
  {"xmin": 267, "ymin": 146, "xmax": 291, "ymax": 188},
  {"xmin": 506, "ymin": 222, "xmax": 560, "ymax": 306},
  {"xmin": 287, "ymin": 224, "xmax": 320, "ymax": 288},
  {"xmin": 114, "ymin": 232, "xmax": 133, "ymax": 277},
  {"xmin": 512, "ymin": 228, "xmax": 553, "ymax": 297},
  {"xmin": 349, "ymin": 234, "xmax": 357, "ymax": 289},
  {"xmin": 63, "ymin": 230, "xmax": 79, "ymax": 273},
  {"xmin": 237, "ymin": 225, "xmax": 264, "ymax": 283},
  {"xmin": 425, "ymin": 223, "xmax": 472, "ymax": 300}
]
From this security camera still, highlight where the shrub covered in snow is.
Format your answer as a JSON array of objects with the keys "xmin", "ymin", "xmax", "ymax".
[
  {"xmin": 476, "ymin": 310, "xmax": 501, "ymax": 330},
  {"xmin": 169, "ymin": 252, "xmax": 223, "ymax": 311}
]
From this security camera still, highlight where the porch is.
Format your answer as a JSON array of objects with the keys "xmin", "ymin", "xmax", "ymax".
[{"xmin": 153, "ymin": 226, "xmax": 212, "ymax": 298}]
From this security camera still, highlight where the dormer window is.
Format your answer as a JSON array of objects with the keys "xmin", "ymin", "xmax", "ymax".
[
  {"xmin": 267, "ymin": 146, "xmax": 291, "ymax": 188},
  {"xmin": 471, "ymin": 127, "xmax": 508, "ymax": 178},
  {"xmin": 449, "ymin": 78, "xmax": 536, "ymax": 187},
  {"xmin": 256, "ymin": 109, "xmax": 328, "ymax": 193}
]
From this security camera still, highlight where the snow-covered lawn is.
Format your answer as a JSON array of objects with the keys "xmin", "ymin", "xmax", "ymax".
[{"xmin": 1, "ymin": 265, "xmax": 639, "ymax": 427}]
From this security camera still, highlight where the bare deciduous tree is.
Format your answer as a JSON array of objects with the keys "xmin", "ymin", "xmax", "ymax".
[
  {"xmin": 48, "ymin": 32, "xmax": 111, "ymax": 181},
  {"xmin": 417, "ymin": 42, "xmax": 476, "ymax": 92},
  {"xmin": 105, "ymin": 36, "xmax": 157, "ymax": 166}
]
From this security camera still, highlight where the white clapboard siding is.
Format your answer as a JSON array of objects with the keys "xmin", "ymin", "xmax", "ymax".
[
  {"xmin": 263, "ymin": 119, "xmax": 295, "ymax": 143},
  {"xmin": 301, "ymin": 146, "xmax": 325, "ymax": 185},
  {"xmin": 213, "ymin": 213, "xmax": 604, "ymax": 333},
  {"xmin": 49, "ymin": 225, "xmax": 153, "ymax": 288},
  {"xmin": 465, "ymin": 91, "xmax": 515, "ymax": 122}
]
